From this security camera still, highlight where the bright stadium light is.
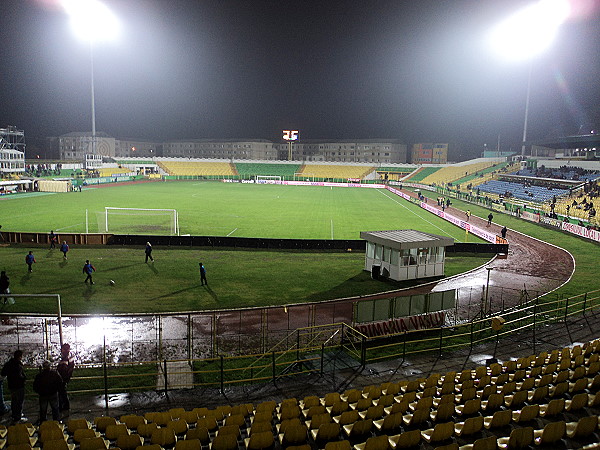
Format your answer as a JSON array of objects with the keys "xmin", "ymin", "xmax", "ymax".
[
  {"xmin": 488, "ymin": 0, "xmax": 570, "ymax": 156},
  {"xmin": 488, "ymin": 0, "xmax": 570, "ymax": 61},
  {"xmin": 61, "ymin": 0, "xmax": 120, "ymax": 43}
]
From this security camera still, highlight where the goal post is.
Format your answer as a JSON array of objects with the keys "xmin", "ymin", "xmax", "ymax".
[
  {"xmin": 96, "ymin": 207, "xmax": 179, "ymax": 235},
  {"xmin": 256, "ymin": 175, "xmax": 282, "ymax": 183}
]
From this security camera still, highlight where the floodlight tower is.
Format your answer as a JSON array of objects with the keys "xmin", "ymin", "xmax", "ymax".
[
  {"xmin": 61, "ymin": 0, "xmax": 120, "ymax": 167},
  {"xmin": 488, "ymin": 0, "xmax": 570, "ymax": 156}
]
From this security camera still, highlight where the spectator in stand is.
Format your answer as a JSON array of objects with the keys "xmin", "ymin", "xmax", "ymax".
[
  {"xmin": 33, "ymin": 360, "xmax": 62, "ymax": 422},
  {"xmin": 1, "ymin": 350, "xmax": 27, "ymax": 423},
  {"xmin": 56, "ymin": 344, "xmax": 75, "ymax": 416}
]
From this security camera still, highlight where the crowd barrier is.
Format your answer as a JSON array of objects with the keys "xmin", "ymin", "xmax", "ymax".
[{"xmin": 0, "ymin": 231, "xmax": 506, "ymax": 253}]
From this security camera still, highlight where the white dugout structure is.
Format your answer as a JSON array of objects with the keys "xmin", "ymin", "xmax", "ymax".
[{"xmin": 360, "ymin": 229, "xmax": 455, "ymax": 281}]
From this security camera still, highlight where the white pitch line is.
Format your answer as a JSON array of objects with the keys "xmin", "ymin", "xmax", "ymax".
[
  {"xmin": 376, "ymin": 189, "xmax": 458, "ymax": 240},
  {"xmin": 227, "ymin": 228, "xmax": 238, "ymax": 236},
  {"xmin": 55, "ymin": 223, "xmax": 85, "ymax": 232}
]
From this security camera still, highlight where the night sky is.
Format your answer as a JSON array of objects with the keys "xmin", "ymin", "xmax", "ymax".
[{"xmin": 0, "ymin": 0, "xmax": 599, "ymax": 160}]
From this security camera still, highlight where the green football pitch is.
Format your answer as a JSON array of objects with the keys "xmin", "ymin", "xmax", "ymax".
[
  {"xmin": 0, "ymin": 181, "xmax": 482, "ymax": 242},
  {"xmin": 0, "ymin": 182, "xmax": 489, "ymax": 314}
]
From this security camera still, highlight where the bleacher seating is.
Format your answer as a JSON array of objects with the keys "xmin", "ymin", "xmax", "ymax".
[
  {"xmin": 96, "ymin": 167, "xmax": 131, "ymax": 178},
  {"xmin": 0, "ymin": 341, "xmax": 598, "ymax": 450},
  {"xmin": 419, "ymin": 161, "xmax": 497, "ymax": 186},
  {"xmin": 515, "ymin": 168, "xmax": 600, "ymax": 182},
  {"xmin": 234, "ymin": 163, "xmax": 301, "ymax": 179},
  {"xmin": 157, "ymin": 161, "xmax": 237, "ymax": 177},
  {"xmin": 403, "ymin": 166, "xmax": 441, "ymax": 183},
  {"xmin": 297, "ymin": 165, "xmax": 375, "ymax": 180},
  {"xmin": 477, "ymin": 180, "xmax": 569, "ymax": 203}
]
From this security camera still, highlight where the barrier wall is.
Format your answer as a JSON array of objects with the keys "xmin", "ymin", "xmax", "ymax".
[{"xmin": 0, "ymin": 231, "xmax": 506, "ymax": 253}]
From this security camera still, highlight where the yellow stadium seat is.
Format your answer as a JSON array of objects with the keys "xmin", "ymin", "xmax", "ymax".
[{"xmin": 116, "ymin": 434, "xmax": 144, "ymax": 450}]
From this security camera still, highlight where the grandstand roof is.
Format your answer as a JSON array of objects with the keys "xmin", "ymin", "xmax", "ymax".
[
  {"xmin": 59, "ymin": 131, "xmax": 113, "ymax": 138},
  {"xmin": 166, "ymin": 138, "xmax": 273, "ymax": 143},
  {"xmin": 528, "ymin": 134, "xmax": 600, "ymax": 149},
  {"xmin": 360, "ymin": 229, "xmax": 454, "ymax": 249}
]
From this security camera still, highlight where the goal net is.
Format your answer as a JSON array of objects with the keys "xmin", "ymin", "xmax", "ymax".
[
  {"xmin": 256, "ymin": 175, "xmax": 282, "ymax": 183},
  {"xmin": 95, "ymin": 207, "xmax": 179, "ymax": 235}
]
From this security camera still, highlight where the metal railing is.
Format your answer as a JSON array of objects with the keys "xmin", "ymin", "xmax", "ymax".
[{"xmin": 11, "ymin": 288, "xmax": 593, "ymax": 412}]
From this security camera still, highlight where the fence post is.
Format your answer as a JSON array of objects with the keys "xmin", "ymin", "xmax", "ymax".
[
  {"xmin": 532, "ymin": 300, "xmax": 537, "ymax": 355},
  {"xmin": 220, "ymin": 355, "xmax": 224, "ymax": 394},
  {"xmin": 438, "ymin": 325, "xmax": 443, "ymax": 356},
  {"xmin": 583, "ymin": 292, "xmax": 588, "ymax": 315},
  {"xmin": 564, "ymin": 296, "xmax": 569, "ymax": 322},
  {"xmin": 361, "ymin": 336, "xmax": 367, "ymax": 367},
  {"xmin": 163, "ymin": 359, "xmax": 168, "ymax": 395},
  {"xmin": 321, "ymin": 343, "xmax": 325, "ymax": 375},
  {"xmin": 470, "ymin": 321, "xmax": 474, "ymax": 350},
  {"xmin": 103, "ymin": 336, "xmax": 109, "ymax": 411},
  {"xmin": 272, "ymin": 351, "xmax": 276, "ymax": 383},
  {"xmin": 187, "ymin": 313, "xmax": 192, "ymax": 362}
]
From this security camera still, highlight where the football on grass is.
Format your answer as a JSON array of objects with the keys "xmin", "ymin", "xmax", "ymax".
[{"xmin": 109, "ymin": 280, "xmax": 115, "ymax": 286}]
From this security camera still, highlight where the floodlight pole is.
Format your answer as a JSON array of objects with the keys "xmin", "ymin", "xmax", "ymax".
[
  {"xmin": 520, "ymin": 62, "xmax": 532, "ymax": 157},
  {"xmin": 90, "ymin": 39, "xmax": 97, "ymax": 158}
]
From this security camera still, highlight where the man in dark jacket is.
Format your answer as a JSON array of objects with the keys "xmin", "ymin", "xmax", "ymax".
[
  {"xmin": 1, "ymin": 350, "xmax": 27, "ymax": 422},
  {"xmin": 33, "ymin": 360, "xmax": 63, "ymax": 422},
  {"xmin": 56, "ymin": 344, "xmax": 75, "ymax": 414}
]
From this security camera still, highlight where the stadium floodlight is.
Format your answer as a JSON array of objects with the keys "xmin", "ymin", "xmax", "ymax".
[
  {"xmin": 61, "ymin": 0, "xmax": 120, "ymax": 165},
  {"xmin": 488, "ymin": 0, "xmax": 570, "ymax": 62},
  {"xmin": 488, "ymin": 0, "xmax": 570, "ymax": 156},
  {"xmin": 61, "ymin": 0, "xmax": 120, "ymax": 44}
]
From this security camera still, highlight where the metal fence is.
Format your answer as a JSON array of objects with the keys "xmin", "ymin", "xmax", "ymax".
[
  {"xmin": 0, "ymin": 284, "xmax": 543, "ymax": 368},
  {"xmin": 3, "ymin": 288, "xmax": 597, "ymax": 413}
]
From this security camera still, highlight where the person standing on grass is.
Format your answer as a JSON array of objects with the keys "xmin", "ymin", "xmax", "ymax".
[
  {"xmin": 25, "ymin": 251, "xmax": 36, "ymax": 273},
  {"xmin": 60, "ymin": 241, "xmax": 69, "ymax": 259},
  {"xmin": 82, "ymin": 260, "xmax": 96, "ymax": 285},
  {"xmin": 49, "ymin": 231, "xmax": 57, "ymax": 249},
  {"xmin": 145, "ymin": 242, "xmax": 154, "ymax": 263},
  {"xmin": 199, "ymin": 262, "xmax": 207, "ymax": 286},
  {"xmin": 33, "ymin": 360, "xmax": 62, "ymax": 422},
  {"xmin": 1, "ymin": 350, "xmax": 27, "ymax": 423}
]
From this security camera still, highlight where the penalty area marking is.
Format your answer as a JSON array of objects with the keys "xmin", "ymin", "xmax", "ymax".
[{"xmin": 227, "ymin": 228, "xmax": 238, "ymax": 236}]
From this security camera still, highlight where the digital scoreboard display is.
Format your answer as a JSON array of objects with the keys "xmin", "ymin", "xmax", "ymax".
[{"xmin": 282, "ymin": 130, "xmax": 299, "ymax": 141}]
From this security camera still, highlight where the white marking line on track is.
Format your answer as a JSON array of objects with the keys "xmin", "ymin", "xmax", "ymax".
[
  {"xmin": 227, "ymin": 228, "xmax": 238, "ymax": 236},
  {"xmin": 376, "ymin": 189, "xmax": 457, "ymax": 240}
]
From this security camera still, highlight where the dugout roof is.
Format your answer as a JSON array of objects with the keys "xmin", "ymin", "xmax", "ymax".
[{"xmin": 360, "ymin": 229, "xmax": 454, "ymax": 250}]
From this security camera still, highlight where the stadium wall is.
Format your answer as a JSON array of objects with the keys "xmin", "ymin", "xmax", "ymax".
[{"xmin": 0, "ymin": 230, "xmax": 506, "ymax": 253}]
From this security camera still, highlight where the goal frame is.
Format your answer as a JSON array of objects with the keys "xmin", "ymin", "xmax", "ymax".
[
  {"xmin": 256, "ymin": 175, "xmax": 282, "ymax": 182},
  {"xmin": 103, "ymin": 207, "xmax": 179, "ymax": 236}
]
